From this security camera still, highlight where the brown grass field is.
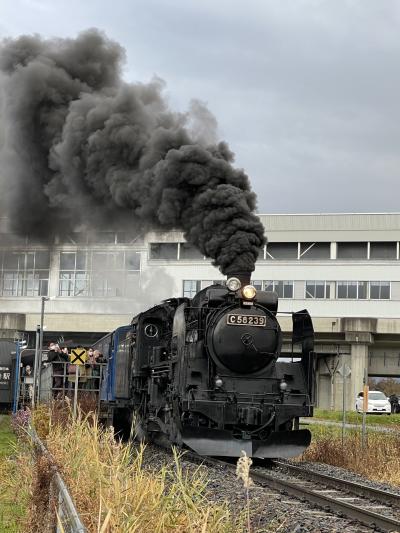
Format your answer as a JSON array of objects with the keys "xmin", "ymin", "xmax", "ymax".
[
  {"xmin": 302, "ymin": 424, "xmax": 400, "ymax": 486},
  {"xmin": 7, "ymin": 404, "xmax": 245, "ymax": 532},
  {"xmin": 5, "ymin": 404, "xmax": 400, "ymax": 532}
]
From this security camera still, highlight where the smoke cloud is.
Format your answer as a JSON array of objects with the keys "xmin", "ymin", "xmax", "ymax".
[{"xmin": 0, "ymin": 29, "xmax": 265, "ymax": 274}]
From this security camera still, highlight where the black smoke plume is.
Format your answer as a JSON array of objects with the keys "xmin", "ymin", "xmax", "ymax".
[{"xmin": 0, "ymin": 29, "xmax": 265, "ymax": 274}]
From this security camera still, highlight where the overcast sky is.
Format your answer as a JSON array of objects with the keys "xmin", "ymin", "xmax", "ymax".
[{"xmin": 1, "ymin": 0, "xmax": 400, "ymax": 214}]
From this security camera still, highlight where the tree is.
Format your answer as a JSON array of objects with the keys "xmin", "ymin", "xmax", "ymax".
[{"xmin": 369, "ymin": 377, "xmax": 400, "ymax": 396}]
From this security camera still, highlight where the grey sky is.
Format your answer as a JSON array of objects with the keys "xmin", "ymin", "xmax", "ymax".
[{"xmin": 1, "ymin": 0, "xmax": 400, "ymax": 213}]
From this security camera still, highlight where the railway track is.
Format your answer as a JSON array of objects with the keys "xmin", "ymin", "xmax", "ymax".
[
  {"xmin": 273, "ymin": 460, "xmax": 400, "ymax": 506},
  {"xmin": 268, "ymin": 460, "xmax": 400, "ymax": 532},
  {"xmin": 189, "ymin": 454, "xmax": 400, "ymax": 532}
]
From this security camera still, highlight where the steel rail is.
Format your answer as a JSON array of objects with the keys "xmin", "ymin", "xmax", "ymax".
[
  {"xmin": 272, "ymin": 460, "xmax": 400, "ymax": 507},
  {"xmin": 249, "ymin": 468, "xmax": 400, "ymax": 533},
  {"xmin": 190, "ymin": 454, "xmax": 400, "ymax": 533}
]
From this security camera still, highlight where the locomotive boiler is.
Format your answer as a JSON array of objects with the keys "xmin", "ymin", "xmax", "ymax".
[{"xmin": 100, "ymin": 274, "xmax": 315, "ymax": 458}]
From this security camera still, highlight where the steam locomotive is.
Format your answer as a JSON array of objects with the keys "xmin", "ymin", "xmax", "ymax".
[{"xmin": 97, "ymin": 273, "xmax": 315, "ymax": 458}]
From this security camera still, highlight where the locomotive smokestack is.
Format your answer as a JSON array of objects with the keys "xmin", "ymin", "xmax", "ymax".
[
  {"xmin": 0, "ymin": 30, "xmax": 266, "ymax": 273},
  {"xmin": 226, "ymin": 271, "xmax": 251, "ymax": 286}
]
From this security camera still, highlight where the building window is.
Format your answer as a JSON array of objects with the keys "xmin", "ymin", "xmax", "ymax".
[
  {"xmin": 59, "ymin": 251, "xmax": 140, "ymax": 297},
  {"xmin": 370, "ymin": 281, "xmax": 390, "ymax": 299},
  {"xmin": 300, "ymin": 243, "xmax": 331, "ymax": 260},
  {"xmin": 0, "ymin": 251, "xmax": 49, "ymax": 297},
  {"xmin": 116, "ymin": 231, "xmax": 143, "ymax": 244},
  {"xmin": 125, "ymin": 251, "xmax": 141, "ymax": 271},
  {"xmin": 91, "ymin": 251, "xmax": 140, "ymax": 297},
  {"xmin": 369, "ymin": 242, "xmax": 397, "ymax": 260},
  {"xmin": 149, "ymin": 243, "xmax": 178, "ymax": 260},
  {"xmin": 337, "ymin": 281, "xmax": 367, "ymax": 299},
  {"xmin": 305, "ymin": 281, "xmax": 330, "ymax": 299},
  {"xmin": 183, "ymin": 280, "xmax": 201, "ymax": 298},
  {"xmin": 337, "ymin": 242, "xmax": 368, "ymax": 260},
  {"xmin": 59, "ymin": 233, "xmax": 89, "ymax": 245},
  {"xmin": 266, "ymin": 243, "xmax": 298, "ymax": 260},
  {"xmin": 89, "ymin": 232, "xmax": 116, "ymax": 244},
  {"xmin": 179, "ymin": 243, "xmax": 204, "ymax": 260},
  {"xmin": 264, "ymin": 281, "xmax": 294, "ymax": 298},
  {"xmin": 59, "ymin": 252, "xmax": 89, "ymax": 296},
  {"xmin": 0, "ymin": 234, "xmax": 22, "ymax": 245}
]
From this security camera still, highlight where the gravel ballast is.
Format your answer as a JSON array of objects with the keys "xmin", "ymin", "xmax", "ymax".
[{"xmin": 142, "ymin": 446, "xmax": 385, "ymax": 532}]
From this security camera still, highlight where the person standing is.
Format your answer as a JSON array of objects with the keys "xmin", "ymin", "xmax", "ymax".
[
  {"xmin": 389, "ymin": 393, "xmax": 399, "ymax": 414},
  {"xmin": 82, "ymin": 348, "xmax": 94, "ymax": 390},
  {"xmin": 47, "ymin": 343, "xmax": 68, "ymax": 397},
  {"xmin": 91, "ymin": 350, "xmax": 104, "ymax": 391},
  {"xmin": 22, "ymin": 365, "xmax": 34, "ymax": 403}
]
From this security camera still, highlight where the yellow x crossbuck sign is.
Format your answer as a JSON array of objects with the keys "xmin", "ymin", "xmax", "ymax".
[{"xmin": 69, "ymin": 347, "xmax": 87, "ymax": 365}]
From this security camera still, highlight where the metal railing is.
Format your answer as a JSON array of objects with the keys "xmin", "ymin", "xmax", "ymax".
[
  {"xmin": 28, "ymin": 426, "xmax": 86, "ymax": 532},
  {"xmin": 14, "ymin": 361, "xmax": 107, "ymax": 414},
  {"xmin": 38, "ymin": 362, "xmax": 106, "ymax": 404}
]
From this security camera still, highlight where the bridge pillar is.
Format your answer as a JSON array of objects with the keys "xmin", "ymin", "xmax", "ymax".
[
  {"xmin": 348, "ymin": 342, "xmax": 369, "ymax": 406},
  {"xmin": 342, "ymin": 318, "xmax": 376, "ymax": 409},
  {"xmin": 0, "ymin": 313, "xmax": 26, "ymax": 339}
]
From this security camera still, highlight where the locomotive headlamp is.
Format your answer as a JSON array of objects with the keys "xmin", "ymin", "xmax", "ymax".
[
  {"xmin": 214, "ymin": 376, "xmax": 223, "ymax": 388},
  {"xmin": 227, "ymin": 277, "xmax": 241, "ymax": 292},
  {"xmin": 242, "ymin": 285, "xmax": 257, "ymax": 300},
  {"xmin": 280, "ymin": 380, "xmax": 288, "ymax": 391}
]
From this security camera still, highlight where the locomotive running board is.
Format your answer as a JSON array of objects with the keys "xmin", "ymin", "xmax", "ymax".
[{"xmin": 181, "ymin": 428, "xmax": 311, "ymax": 458}]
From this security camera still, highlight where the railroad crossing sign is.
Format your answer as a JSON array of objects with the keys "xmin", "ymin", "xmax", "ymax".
[{"xmin": 69, "ymin": 347, "xmax": 87, "ymax": 365}]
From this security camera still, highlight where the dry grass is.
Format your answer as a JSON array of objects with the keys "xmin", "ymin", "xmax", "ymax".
[
  {"xmin": 302, "ymin": 428, "xmax": 400, "ymax": 485},
  {"xmin": 24, "ymin": 405, "xmax": 242, "ymax": 532},
  {"xmin": 0, "ymin": 450, "xmax": 34, "ymax": 530},
  {"xmin": 236, "ymin": 451, "xmax": 254, "ymax": 533},
  {"xmin": 0, "ymin": 416, "xmax": 30, "ymax": 531},
  {"xmin": 1, "ymin": 409, "xmax": 59, "ymax": 532}
]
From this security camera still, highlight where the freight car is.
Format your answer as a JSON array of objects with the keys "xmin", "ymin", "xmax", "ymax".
[{"xmin": 99, "ymin": 274, "xmax": 315, "ymax": 458}]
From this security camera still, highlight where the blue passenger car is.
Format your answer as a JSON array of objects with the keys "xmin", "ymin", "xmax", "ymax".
[{"xmin": 92, "ymin": 325, "xmax": 132, "ymax": 422}]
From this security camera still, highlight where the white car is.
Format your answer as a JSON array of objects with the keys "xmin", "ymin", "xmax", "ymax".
[{"xmin": 356, "ymin": 390, "xmax": 391, "ymax": 414}]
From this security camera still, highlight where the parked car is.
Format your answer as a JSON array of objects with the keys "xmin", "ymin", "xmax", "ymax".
[{"xmin": 355, "ymin": 390, "xmax": 391, "ymax": 414}]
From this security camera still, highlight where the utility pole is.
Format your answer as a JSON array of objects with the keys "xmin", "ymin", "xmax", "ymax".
[
  {"xmin": 12, "ymin": 341, "xmax": 21, "ymax": 414},
  {"xmin": 338, "ymin": 357, "xmax": 351, "ymax": 446},
  {"xmin": 362, "ymin": 367, "xmax": 369, "ymax": 448},
  {"xmin": 37, "ymin": 296, "xmax": 49, "ymax": 401},
  {"xmin": 32, "ymin": 325, "xmax": 40, "ymax": 407}
]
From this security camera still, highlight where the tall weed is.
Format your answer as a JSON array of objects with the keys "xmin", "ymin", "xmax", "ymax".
[
  {"xmin": 303, "ymin": 429, "xmax": 400, "ymax": 485},
  {"xmin": 36, "ymin": 408, "xmax": 240, "ymax": 532}
]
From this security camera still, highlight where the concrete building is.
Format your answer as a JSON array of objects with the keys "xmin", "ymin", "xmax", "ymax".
[{"xmin": 1, "ymin": 213, "xmax": 400, "ymax": 410}]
